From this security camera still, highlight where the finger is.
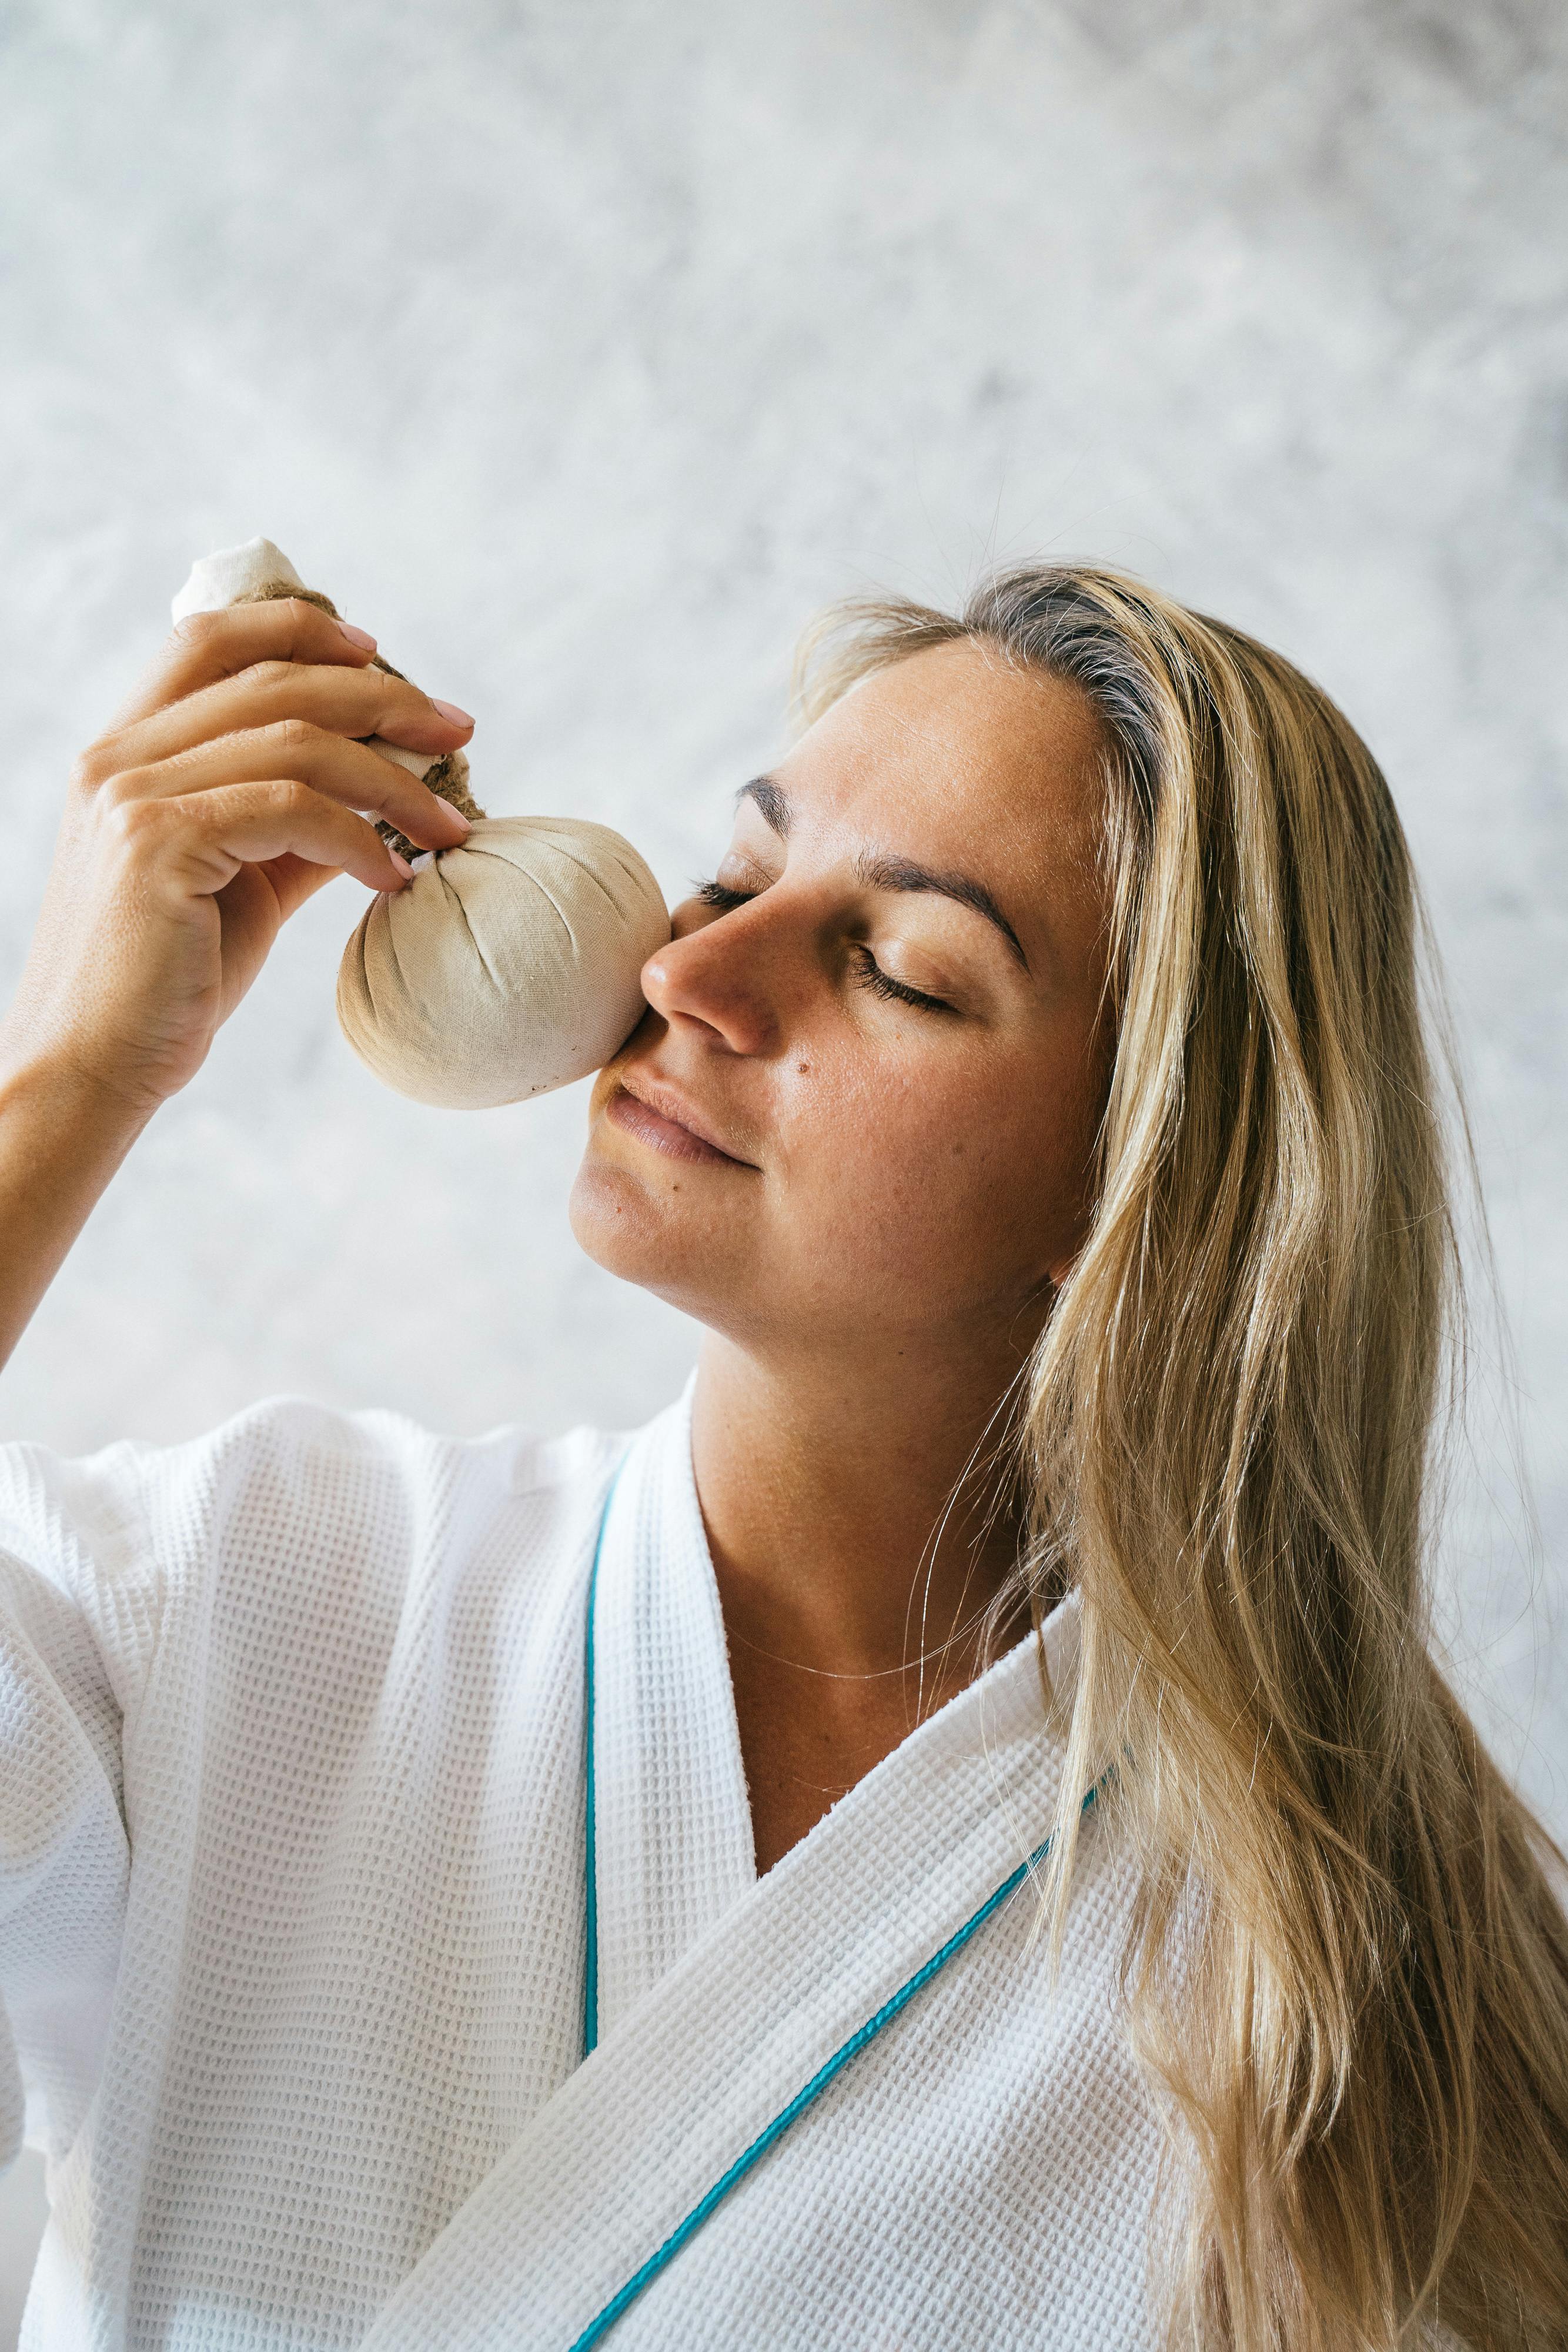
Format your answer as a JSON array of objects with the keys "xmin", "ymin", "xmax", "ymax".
[
  {"xmin": 111, "ymin": 598, "xmax": 382, "ymax": 729},
  {"xmin": 154, "ymin": 779, "xmax": 412, "ymax": 896},
  {"xmin": 101, "ymin": 653, "xmax": 474, "ymax": 777},
  {"xmin": 250, "ymin": 850, "xmax": 346, "ymax": 926},
  {"xmin": 106, "ymin": 721, "xmax": 472, "ymax": 852}
]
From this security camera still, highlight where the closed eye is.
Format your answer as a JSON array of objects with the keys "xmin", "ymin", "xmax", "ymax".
[
  {"xmin": 693, "ymin": 878, "xmax": 957, "ymax": 1017},
  {"xmin": 849, "ymin": 948, "xmax": 956, "ymax": 1016},
  {"xmin": 694, "ymin": 879, "xmax": 757, "ymax": 913}
]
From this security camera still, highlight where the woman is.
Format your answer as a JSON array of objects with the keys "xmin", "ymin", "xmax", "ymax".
[{"xmin": 0, "ymin": 567, "xmax": 1564, "ymax": 2351}]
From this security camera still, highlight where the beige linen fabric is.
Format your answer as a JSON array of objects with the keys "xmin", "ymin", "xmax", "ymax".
[
  {"xmin": 337, "ymin": 816, "xmax": 670, "ymax": 1107},
  {"xmin": 169, "ymin": 540, "xmax": 671, "ymax": 1108}
]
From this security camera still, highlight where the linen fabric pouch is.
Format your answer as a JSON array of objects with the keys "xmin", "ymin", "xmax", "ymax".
[{"xmin": 172, "ymin": 539, "xmax": 670, "ymax": 1107}]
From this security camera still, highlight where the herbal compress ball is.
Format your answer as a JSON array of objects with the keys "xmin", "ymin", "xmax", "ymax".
[{"xmin": 171, "ymin": 540, "xmax": 671, "ymax": 1108}]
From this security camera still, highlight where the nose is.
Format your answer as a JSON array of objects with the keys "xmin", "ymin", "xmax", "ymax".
[{"xmin": 640, "ymin": 901, "xmax": 783, "ymax": 1057}]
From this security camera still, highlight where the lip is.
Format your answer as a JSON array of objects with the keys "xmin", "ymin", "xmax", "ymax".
[{"xmin": 607, "ymin": 1073, "xmax": 757, "ymax": 1169}]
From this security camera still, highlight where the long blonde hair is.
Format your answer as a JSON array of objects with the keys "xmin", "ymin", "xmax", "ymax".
[{"xmin": 797, "ymin": 569, "xmax": 1568, "ymax": 2351}]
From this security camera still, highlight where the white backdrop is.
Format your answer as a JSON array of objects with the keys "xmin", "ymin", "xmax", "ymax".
[{"xmin": 1, "ymin": 0, "xmax": 1565, "ymax": 2328}]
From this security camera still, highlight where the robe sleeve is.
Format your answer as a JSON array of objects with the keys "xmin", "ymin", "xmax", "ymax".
[{"xmin": 0, "ymin": 1441, "xmax": 160, "ymax": 2172}]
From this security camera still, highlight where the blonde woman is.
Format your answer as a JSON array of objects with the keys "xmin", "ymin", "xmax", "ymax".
[{"xmin": 0, "ymin": 567, "xmax": 1564, "ymax": 2351}]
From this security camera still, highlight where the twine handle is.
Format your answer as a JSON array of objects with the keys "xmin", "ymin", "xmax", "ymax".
[{"xmin": 234, "ymin": 580, "xmax": 486, "ymax": 858}]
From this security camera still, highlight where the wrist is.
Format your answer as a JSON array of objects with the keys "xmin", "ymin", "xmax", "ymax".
[
  {"xmin": 0, "ymin": 1043, "xmax": 155, "ymax": 1376},
  {"xmin": 0, "ymin": 1044, "xmax": 158, "ymax": 1167}
]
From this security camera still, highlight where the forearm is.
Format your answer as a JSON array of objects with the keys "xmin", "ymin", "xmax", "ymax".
[{"xmin": 0, "ymin": 1057, "xmax": 150, "ymax": 1375}]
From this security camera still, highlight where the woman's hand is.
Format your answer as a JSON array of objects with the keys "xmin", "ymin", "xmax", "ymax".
[
  {"xmin": 0, "ymin": 596, "xmax": 475, "ymax": 1376},
  {"xmin": 1, "ymin": 595, "xmax": 474, "ymax": 1119}
]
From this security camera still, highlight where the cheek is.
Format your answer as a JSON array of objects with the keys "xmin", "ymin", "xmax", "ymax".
[{"xmin": 776, "ymin": 1041, "xmax": 1082, "ymax": 1291}]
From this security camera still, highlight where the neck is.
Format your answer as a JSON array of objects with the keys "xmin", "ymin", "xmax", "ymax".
[{"xmin": 689, "ymin": 1330, "xmax": 1032, "ymax": 1687}]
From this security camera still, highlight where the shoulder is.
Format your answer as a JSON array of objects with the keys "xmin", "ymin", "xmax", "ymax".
[
  {"xmin": 131, "ymin": 1389, "xmax": 627, "ymax": 1499},
  {"xmin": 0, "ymin": 1392, "xmax": 626, "ymax": 1521},
  {"xmin": 0, "ymin": 1395, "xmax": 634, "ymax": 1675}
]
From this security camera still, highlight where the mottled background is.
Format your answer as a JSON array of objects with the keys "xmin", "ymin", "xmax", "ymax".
[{"xmin": 1, "ymin": 0, "xmax": 1564, "ymax": 2329}]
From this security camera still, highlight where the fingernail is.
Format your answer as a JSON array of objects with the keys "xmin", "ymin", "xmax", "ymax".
[
  {"xmin": 430, "ymin": 697, "xmax": 474, "ymax": 728},
  {"xmin": 387, "ymin": 848, "xmax": 413, "ymax": 880},
  {"xmin": 338, "ymin": 621, "xmax": 377, "ymax": 651},
  {"xmin": 441, "ymin": 802, "xmax": 473, "ymax": 835}
]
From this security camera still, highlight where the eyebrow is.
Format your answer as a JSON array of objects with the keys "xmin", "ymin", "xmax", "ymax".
[
  {"xmin": 737, "ymin": 774, "xmax": 792, "ymax": 837},
  {"xmin": 737, "ymin": 774, "xmax": 1029, "ymax": 972}
]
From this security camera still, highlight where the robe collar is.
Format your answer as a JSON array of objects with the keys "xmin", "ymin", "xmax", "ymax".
[
  {"xmin": 591, "ymin": 1381, "xmax": 757, "ymax": 2039},
  {"xmin": 360, "ymin": 1385, "xmax": 1084, "ymax": 2351}
]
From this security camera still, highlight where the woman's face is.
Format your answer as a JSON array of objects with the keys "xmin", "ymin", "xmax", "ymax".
[{"xmin": 570, "ymin": 639, "xmax": 1114, "ymax": 1368}]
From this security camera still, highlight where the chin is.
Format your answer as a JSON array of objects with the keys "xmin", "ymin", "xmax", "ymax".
[{"xmin": 567, "ymin": 1152, "xmax": 738, "ymax": 1314}]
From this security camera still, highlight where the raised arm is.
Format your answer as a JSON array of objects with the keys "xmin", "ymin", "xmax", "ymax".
[{"xmin": 0, "ymin": 596, "xmax": 474, "ymax": 1373}]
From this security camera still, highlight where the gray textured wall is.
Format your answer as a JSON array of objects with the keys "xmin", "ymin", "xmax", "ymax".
[{"xmin": 1, "ymin": 0, "xmax": 1564, "ymax": 2325}]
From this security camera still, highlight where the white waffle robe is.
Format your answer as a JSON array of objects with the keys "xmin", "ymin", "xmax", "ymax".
[{"xmin": 0, "ymin": 1385, "xmax": 1165, "ymax": 2349}]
